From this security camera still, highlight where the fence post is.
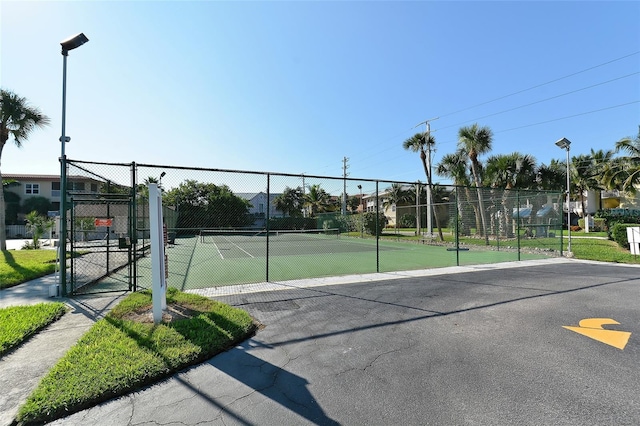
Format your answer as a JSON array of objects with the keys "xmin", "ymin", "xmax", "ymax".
[
  {"xmin": 375, "ymin": 181, "xmax": 379, "ymax": 273},
  {"xmin": 130, "ymin": 161, "xmax": 137, "ymax": 291},
  {"xmin": 455, "ymin": 187, "xmax": 460, "ymax": 266},
  {"xmin": 517, "ymin": 190, "xmax": 521, "ymax": 261},
  {"xmin": 266, "ymin": 174, "xmax": 270, "ymax": 282}
]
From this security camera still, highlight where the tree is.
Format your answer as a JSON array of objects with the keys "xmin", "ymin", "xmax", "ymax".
[
  {"xmin": 21, "ymin": 196, "xmax": 53, "ymax": 217},
  {"xmin": 403, "ymin": 132, "xmax": 444, "ymax": 240},
  {"xmin": 347, "ymin": 195, "xmax": 360, "ymax": 213},
  {"xmin": 0, "ymin": 89, "xmax": 50, "ymax": 250},
  {"xmin": 137, "ymin": 176, "xmax": 164, "ymax": 199},
  {"xmin": 3, "ymin": 179, "xmax": 20, "ymax": 225},
  {"xmin": 273, "ymin": 186, "xmax": 305, "ymax": 217},
  {"xmin": 608, "ymin": 126, "xmax": 640, "ymax": 195},
  {"xmin": 304, "ymin": 184, "xmax": 330, "ymax": 217},
  {"xmin": 571, "ymin": 150, "xmax": 613, "ymax": 217},
  {"xmin": 164, "ymin": 180, "xmax": 252, "ymax": 229},
  {"xmin": 25, "ymin": 211, "xmax": 54, "ymax": 249},
  {"xmin": 437, "ymin": 150, "xmax": 473, "ymax": 236},
  {"xmin": 382, "ymin": 183, "xmax": 409, "ymax": 233},
  {"xmin": 485, "ymin": 152, "xmax": 536, "ymax": 237},
  {"xmin": 458, "ymin": 123, "xmax": 493, "ymax": 245}
]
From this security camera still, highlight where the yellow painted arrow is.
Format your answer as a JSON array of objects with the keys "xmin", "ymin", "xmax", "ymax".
[{"xmin": 563, "ymin": 318, "xmax": 631, "ymax": 350}]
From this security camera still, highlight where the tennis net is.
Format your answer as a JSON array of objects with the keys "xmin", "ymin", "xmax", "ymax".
[{"xmin": 199, "ymin": 228, "xmax": 341, "ymax": 243}]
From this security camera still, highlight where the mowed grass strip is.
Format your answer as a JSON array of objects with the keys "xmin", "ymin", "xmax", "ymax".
[
  {"xmin": 0, "ymin": 302, "xmax": 67, "ymax": 357},
  {"xmin": 16, "ymin": 288, "xmax": 257, "ymax": 425},
  {"xmin": 0, "ymin": 250, "xmax": 58, "ymax": 289}
]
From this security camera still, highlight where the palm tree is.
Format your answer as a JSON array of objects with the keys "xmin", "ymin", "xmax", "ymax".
[
  {"xmin": 274, "ymin": 186, "xmax": 305, "ymax": 217},
  {"xmin": 485, "ymin": 152, "xmax": 536, "ymax": 237},
  {"xmin": 137, "ymin": 176, "xmax": 163, "ymax": 199},
  {"xmin": 609, "ymin": 126, "xmax": 640, "ymax": 195},
  {"xmin": 304, "ymin": 184, "xmax": 330, "ymax": 217},
  {"xmin": 0, "ymin": 89, "xmax": 51, "ymax": 250},
  {"xmin": 570, "ymin": 151, "xmax": 605, "ymax": 217},
  {"xmin": 457, "ymin": 124, "xmax": 493, "ymax": 245},
  {"xmin": 403, "ymin": 132, "xmax": 444, "ymax": 240},
  {"xmin": 437, "ymin": 150, "xmax": 473, "ymax": 236},
  {"xmin": 382, "ymin": 183, "xmax": 409, "ymax": 233}
]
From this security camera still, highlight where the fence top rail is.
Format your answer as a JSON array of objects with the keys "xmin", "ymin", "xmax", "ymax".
[
  {"xmin": 67, "ymin": 158, "xmax": 563, "ymax": 196},
  {"xmin": 68, "ymin": 158, "xmax": 420, "ymax": 185}
]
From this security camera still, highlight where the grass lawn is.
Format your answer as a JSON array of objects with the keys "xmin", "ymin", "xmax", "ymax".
[
  {"xmin": 0, "ymin": 302, "xmax": 67, "ymax": 357},
  {"xmin": 0, "ymin": 250, "xmax": 58, "ymax": 289},
  {"xmin": 16, "ymin": 287, "xmax": 257, "ymax": 425}
]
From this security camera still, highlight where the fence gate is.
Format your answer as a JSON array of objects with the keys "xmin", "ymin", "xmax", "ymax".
[{"xmin": 69, "ymin": 194, "xmax": 138, "ymax": 295}]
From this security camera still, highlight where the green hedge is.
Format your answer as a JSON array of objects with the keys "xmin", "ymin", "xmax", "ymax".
[
  {"xmin": 610, "ymin": 223, "xmax": 638, "ymax": 249},
  {"xmin": 577, "ymin": 217, "xmax": 606, "ymax": 232}
]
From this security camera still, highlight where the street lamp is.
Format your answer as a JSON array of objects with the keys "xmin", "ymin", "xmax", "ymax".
[
  {"xmin": 59, "ymin": 33, "xmax": 89, "ymax": 296},
  {"xmin": 555, "ymin": 137, "xmax": 572, "ymax": 255}
]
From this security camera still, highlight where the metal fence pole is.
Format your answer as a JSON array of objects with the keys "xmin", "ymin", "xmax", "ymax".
[
  {"xmin": 455, "ymin": 187, "xmax": 460, "ymax": 266},
  {"xmin": 266, "ymin": 173, "xmax": 270, "ymax": 282},
  {"xmin": 375, "ymin": 180, "xmax": 379, "ymax": 273},
  {"xmin": 517, "ymin": 190, "xmax": 521, "ymax": 261},
  {"xmin": 130, "ymin": 161, "xmax": 137, "ymax": 291}
]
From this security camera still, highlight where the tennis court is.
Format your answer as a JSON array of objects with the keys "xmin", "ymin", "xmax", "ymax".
[{"xmin": 130, "ymin": 229, "xmax": 549, "ymax": 291}]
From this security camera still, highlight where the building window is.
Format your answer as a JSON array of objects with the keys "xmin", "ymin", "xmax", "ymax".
[
  {"xmin": 91, "ymin": 183, "xmax": 98, "ymax": 192},
  {"xmin": 51, "ymin": 182, "xmax": 60, "ymax": 197},
  {"xmin": 69, "ymin": 182, "xmax": 85, "ymax": 191},
  {"xmin": 259, "ymin": 203, "xmax": 264, "ymax": 213},
  {"xmin": 25, "ymin": 183, "xmax": 40, "ymax": 195}
]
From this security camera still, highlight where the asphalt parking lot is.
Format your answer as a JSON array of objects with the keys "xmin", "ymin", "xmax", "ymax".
[{"xmin": 52, "ymin": 259, "xmax": 640, "ymax": 425}]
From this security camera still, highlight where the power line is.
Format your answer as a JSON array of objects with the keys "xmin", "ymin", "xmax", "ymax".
[
  {"xmin": 436, "ymin": 51, "xmax": 640, "ymax": 119},
  {"xmin": 350, "ymin": 52, "xmax": 639, "ymax": 176},
  {"xmin": 496, "ymin": 100, "xmax": 640, "ymax": 134},
  {"xmin": 435, "ymin": 72, "xmax": 640, "ymax": 132},
  {"xmin": 344, "ymin": 52, "xmax": 640, "ymax": 182}
]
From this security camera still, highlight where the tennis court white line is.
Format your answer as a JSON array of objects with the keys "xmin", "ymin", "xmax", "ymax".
[
  {"xmin": 187, "ymin": 257, "xmax": 574, "ymax": 298},
  {"xmin": 212, "ymin": 241, "xmax": 224, "ymax": 259},
  {"xmin": 227, "ymin": 239, "xmax": 255, "ymax": 258}
]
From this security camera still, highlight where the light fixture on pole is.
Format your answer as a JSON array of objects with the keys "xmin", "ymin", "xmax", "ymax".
[
  {"xmin": 59, "ymin": 33, "xmax": 89, "ymax": 296},
  {"xmin": 555, "ymin": 137, "xmax": 572, "ymax": 255}
]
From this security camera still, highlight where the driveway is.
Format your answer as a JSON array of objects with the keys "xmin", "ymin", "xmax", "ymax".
[{"xmin": 52, "ymin": 259, "xmax": 640, "ymax": 425}]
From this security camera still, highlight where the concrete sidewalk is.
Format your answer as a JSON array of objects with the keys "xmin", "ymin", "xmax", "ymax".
[{"xmin": 0, "ymin": 275, "xmax": 127, "ymax": 426}]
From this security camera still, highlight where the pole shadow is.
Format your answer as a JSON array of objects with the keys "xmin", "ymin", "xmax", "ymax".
[{"xmin": 202, "ymin": 340, "xmax": 340, "ymax": 425}]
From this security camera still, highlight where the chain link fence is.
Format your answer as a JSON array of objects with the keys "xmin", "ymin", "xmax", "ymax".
[{"xmin": 63, "ymin": 159, "xmax": 563, "ymax": 295}]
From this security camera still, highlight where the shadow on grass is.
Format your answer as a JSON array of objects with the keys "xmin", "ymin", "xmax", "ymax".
[{"xmin": 0, "ymin": 250, "xmax": 53, "ymax": 290}]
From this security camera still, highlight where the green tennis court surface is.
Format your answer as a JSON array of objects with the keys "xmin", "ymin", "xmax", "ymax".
[{"xmin": 128, "ymin": 233, "xmax": 549, "ymax": 291}]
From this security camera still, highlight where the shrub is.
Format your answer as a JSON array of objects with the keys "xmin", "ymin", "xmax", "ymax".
[
  {"xmin": 577, "ymin": 217, "xmax": 606, "ymax": 232},
  {"xmin": 398, "ymin": 214, "xmax": 416, "ymax": 228},
  {"xmin": 362, "ymin": 212, "xmax": 387, "ymax": 236},
  {"xmin": 610, "ymin": 222, "xmax": 638, "ymax": 249},
  {"xmin": 595, "ymin": 210, "xmax": 640, "ymax": 237}
]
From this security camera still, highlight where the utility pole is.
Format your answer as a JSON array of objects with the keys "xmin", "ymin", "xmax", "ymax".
[
  {"xmin": 415, "ymin": 117, "xmax": 439, "ymax": 237},
  {"xmin": 342, "ymin": 157, "xmax": 349, "ymax": 215}
]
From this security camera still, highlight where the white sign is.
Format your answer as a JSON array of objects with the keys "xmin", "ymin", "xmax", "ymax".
[
  {"xmin": 626, "ymin": 226, "xmax": 640, "ymax": 255},
  {"xmin": 149, "ymin": 183, "xmax": 167, "ymax": 324}
]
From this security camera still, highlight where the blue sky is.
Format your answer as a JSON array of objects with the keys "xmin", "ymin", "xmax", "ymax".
[{"xmin": 1, "ymin": 1, "xmax": 639, "ymax": 193}]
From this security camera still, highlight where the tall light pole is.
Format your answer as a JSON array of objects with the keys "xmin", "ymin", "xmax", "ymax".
[
  {"xmin": 555, "ymin": 137, "xmax": 572, "ymax": 255},
  {"xmin": 59, "ymin": 33, "xmax": 89, "ymax": 296}
]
